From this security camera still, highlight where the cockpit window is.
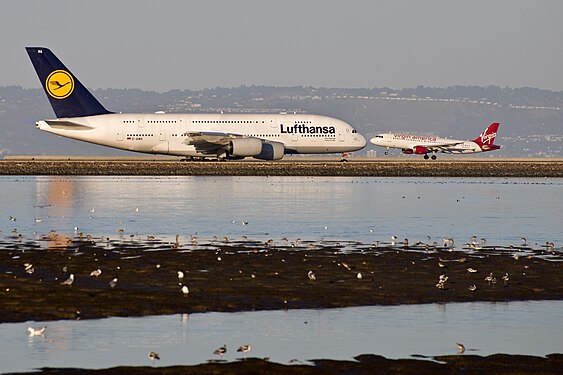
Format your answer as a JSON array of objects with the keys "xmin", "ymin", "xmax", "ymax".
[{"xmin": 352, "ymin": 130, "xmax": 357, "ymax": 133}]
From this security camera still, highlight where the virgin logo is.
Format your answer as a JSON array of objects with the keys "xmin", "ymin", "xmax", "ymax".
[{"xmin": 480, "ymin": 132, "xmax": 496, "ymax": 144}]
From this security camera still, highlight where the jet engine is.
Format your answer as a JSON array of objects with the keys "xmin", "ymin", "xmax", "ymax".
[
  {"xmin": 228, "ymin": 138, "xmax": 263, "ymax": 157},
  {"xmin": 255, "ymin": 141, "xmax": 285, "ymax": 160},
  {"xmin": 413, "ymin": 146, "xmax": 428, "ymax": 154}
]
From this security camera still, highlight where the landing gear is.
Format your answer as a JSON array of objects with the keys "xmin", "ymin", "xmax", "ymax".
[
  {"xmin": 431, "ymin": 155, "xmax": 437, "ymax": 160},
  {"xmin": 340, "ymin": 153, "xmax": 349, "ymax": 162},
  {"xmin": 423, "ymin": 154, "xmax": 437, "ymax": 160},
  {"xmin": 384, "ymin": 148, "xmax": 389, "ymax": 155},
  {"xmin": 424, "ymin": 154, "xmax": 429, "ymax": 160}
]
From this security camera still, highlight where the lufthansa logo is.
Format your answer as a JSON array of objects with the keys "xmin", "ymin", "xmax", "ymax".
[{"xmin": 46, "ymin": 70, "xmax": 74, "ymax": 99}]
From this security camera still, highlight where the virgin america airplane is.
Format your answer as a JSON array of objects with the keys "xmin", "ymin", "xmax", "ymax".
[
  {"xmin": 370, "ymin": 122, "xmax": 500, "ymax": 160},
  {"xmin": 26, "ymin": 47, "xmax": 366, "ymax": 160}
]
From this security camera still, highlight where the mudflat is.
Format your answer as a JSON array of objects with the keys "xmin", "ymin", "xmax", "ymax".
[
  {"xmin": 1, "ymin": 236, "xmax": 561, "ymax": 322},
  {"xmin": 2, "ymin": 236, "xmax": 561, "ymax": 374}
]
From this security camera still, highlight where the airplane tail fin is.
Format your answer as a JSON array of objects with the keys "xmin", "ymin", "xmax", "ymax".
[
  {"xmin": 26, "ymin": 47, "xmax": 112, "ymax": 118},
  {"xmin": 472, "ymin": 122, "xmax": 500, "ymax": 150}
]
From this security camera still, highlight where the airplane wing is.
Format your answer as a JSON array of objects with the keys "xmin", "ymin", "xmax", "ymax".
[
  {"xmin": 182, "ymin": 132, "xmax": 255, "ymax": 154},
  {"xmin": 423, "ymin": 142, "xmax": 466, "ymax": 153}
]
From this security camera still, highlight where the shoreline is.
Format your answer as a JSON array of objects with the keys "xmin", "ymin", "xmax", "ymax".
[
  {"xmin": 1, "ymin": 237, "xmax": 561, "ymax": 323},
  {"xmin": 12, "ymin": 354, "xmax": 563, "ymax": 374},
  {"xmin": 1, "ymin": 158, "xmax": 563, "ymax": 177}
]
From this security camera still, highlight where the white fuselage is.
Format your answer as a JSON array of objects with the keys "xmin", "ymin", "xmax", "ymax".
[
  {"xmin": 370, "ymin": 133, "xmax": 483, "ymax": 154},
  {"xmin": 37, "ymin": 113, "xmax": 366, "ymax": 158}
]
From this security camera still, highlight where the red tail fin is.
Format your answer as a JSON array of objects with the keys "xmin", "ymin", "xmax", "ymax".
[{"xmin": 473, "ymin": 122, "xmax": 500, "ymax": 147}]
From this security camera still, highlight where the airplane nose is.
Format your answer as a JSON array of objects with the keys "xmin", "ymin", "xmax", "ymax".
[{"xmin": 358, "ymin": 133, "xmax": 367, "ymax": 148}]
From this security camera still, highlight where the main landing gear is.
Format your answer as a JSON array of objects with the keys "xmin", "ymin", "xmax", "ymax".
[
  {"xmin": 384, "ymin": 147, "xmax": 389, "ymax": 155},
  {"xmin": 423, "ymin": 154, "xmax": 437, "ymax": 160}
]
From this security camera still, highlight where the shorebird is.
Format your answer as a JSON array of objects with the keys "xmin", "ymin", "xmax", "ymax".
[
  {"xmin": 27, "ymin": 326, "xmax": 46, "ymax": 336},
  {"xmin": 214, "ymin": 344, "xmax": 227, "ymax": 358},
  {"xmin": 177, "ymin": 271, "xmax": 184, "ymax": 282},
  {"xmin": 109, "ymin": 277, "xmax": 118, "ymax": 288},
  {"xmin": 456, "ymin": 343, "xmax": 466, "ymax": 354},
  {"xmin": 148, "ymin": 351, "xmax": 160, "ymax": 365},
  {"xmin": 89, "ymin": 268, "xmax": 102, "ymax": 277},
  {"xmin": 34, "ymin": 218, "xmax": 43, "ymax": 223},
  {"xmin": 61, "ymin": 274, "xmax": 74, "ymax": 286},
  {"xmin": 307, "ymin": 270, "xmax": 316, "ymax": 281},
  {"xmin": 468, "ymin": 285, "xmax": 477, "ymax": 292},
  {"xmin": 237, "ymin": 344, "xmax": 251, "ymax": 353},
  {"xmin": 356, "ymin": 272, "xmax": 363, "ymax": 280},
  {"xmin": 9, "ymin": 216, "xmax": 16, "ymax": 221},
  {"xmin": 485, "ymin": 272, "xmax": 494, "ymax": 285},
  {"xmin": 502, "ymin": 273, "xmax": 509, "ymax": 286},
  {"xmin": 182, "ymin": 285, "xmax": 189, "ymax": 296},
  {"xmin": 467, "ymin": 268, "xmax": 478, "ymax": 273}
]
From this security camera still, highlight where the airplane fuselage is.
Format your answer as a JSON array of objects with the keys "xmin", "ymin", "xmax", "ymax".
[
  {"xmin": 38, "ymin": 113, "xmax": 366, "ymax": 158},
  {"xmin": 371, "ymin": 133, "xmax": 484, "ymax": 154}
]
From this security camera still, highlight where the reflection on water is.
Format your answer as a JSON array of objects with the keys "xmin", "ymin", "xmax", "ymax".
[
  {"xmin": 0, "ymin": 301, "xmax": 561, "ymax": 373},
  {"xmin": 1, "ymin": 176, "xmax": 562, "ymax": 247}
]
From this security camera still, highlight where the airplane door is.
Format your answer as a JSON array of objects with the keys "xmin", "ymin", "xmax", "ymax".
[
  {"xmin": 137, "ymin": 117, "xmax": 144, "ymax": 128},
  {"xmin": 338, "ymin": 131, "xmax": 345, "ymax": 142},
  {"xmin": 159, "ymin": 131, "xmax": 166, "ymax": 141},
  {"xmin": 117, "ymin": 131, "xmax": 124, "ymax": 141}
]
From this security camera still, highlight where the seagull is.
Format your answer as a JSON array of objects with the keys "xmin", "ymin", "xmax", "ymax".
[
  {"xmin": 148, "ymin": 351, "xmax": 160, "ymax": 365},
  {"xmin": 502, "ymin": 273, "xmax": 509, "ymax": 286},
  {"xmin": 109, "ymin": 277, "xmax": 118, "ymax": 288},
  {"xmin": 456, "ymin": 343, "xmax": 466, "ymax": 354},
  {"xmin": 89, "ymin": 268, "xmax": 102, "ymax": 277},
  {"xmin": 61, "ymin": 274, "xmax": 74, "ymax": 286},
  {"xmin": 27, "ymin": 326, "xmax": 46, "ymax": 336},
  {"xmin": 182, "ymin": 285, "xmax": 189, "ymax": 296},
  {"xmin": 307, "ymin": 270, "xmax": 316, "ymax": 281},
  {"xmin": 214, "ymin": 344, "xmax": 227, "ymax": 358}
]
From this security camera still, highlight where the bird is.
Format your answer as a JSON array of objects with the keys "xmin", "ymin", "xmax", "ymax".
[
  {"xmin": 177, "ymin": 271, "xmax": 184, "ymax": 282},
  {"xmin": 89, "ymin": 268, "xmax": 102, "ymax": 277},
  {"xmin": 485, "ymin": 272, "xmax": 494, "ymax": 285},
  {"xmin": 307, "ymin": 270, "xmax": 316, "ymax": 281},
  {"xmin": 214, "ymin": 344, "xmax": 227, "ymax": 358},
  {"xmin": 9, "ymin": 216, "xmax": 16, "ymax": 221},
  {"xmin": 109, "ymin": 277, "xmax": 118, "ymax": 288},
  {"xmin": 182, "ymin": 285, "xmax": 189, "ymax": 296},
  {"xmin": 456, "ymin": 343, "xmax": 466, "ymax": 354},
  {"xmin": 502, "ymin": 273, "xmax": 510, "ymax": 286},
  {"xmin": 34, "ymin": 218, "xmax": 43, "ymax": 223},
  {"xmin": 148, "ymin": 351, "xmax": 160, "ymax": 365},
  {"xmin": 467, "ymin": 268, "xmax": 478, "ymax": 273},
  {"xmin": 237, "ymin": 344, "xmax": 251, "ymax": 353},
  {"xmin": 27, "ymin": 326, "xmax": 46, "ymax": 336},
  {"xmin": 356, "ymin": 272, "xmax": 363, "ymax": 280},
  {"xmin": 61, "ymin": 274, "xmax": 74, "ymax": 286},
  {"xmin": 468, "ymin": 285, "xmax": 477, "ymax": 292}
]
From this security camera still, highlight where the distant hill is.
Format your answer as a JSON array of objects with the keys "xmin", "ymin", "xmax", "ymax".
[{"xmin": 1, "ymin": 85, "xmax": 561, "ymax": 157}]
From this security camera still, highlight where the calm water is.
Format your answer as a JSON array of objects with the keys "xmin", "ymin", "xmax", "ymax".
[
  {"xmin": 1, "ymin": 176, "xmax": 562, "ymax": 372},
  {"xmin": 0, "ymin": 301, "xmax": 561, "ymax": 373},
  {"xmin": 1, "ymin": 176, "xmax": 562, "ymax": 247}
]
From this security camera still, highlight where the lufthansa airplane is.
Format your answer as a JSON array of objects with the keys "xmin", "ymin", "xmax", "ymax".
[
  {"xmin": 26, "ymin": 47, "xmax": 366, "ymax": 160},
  {"xmin": 370, "ymin": 122, "xmax": 501, "ymax": 160}
]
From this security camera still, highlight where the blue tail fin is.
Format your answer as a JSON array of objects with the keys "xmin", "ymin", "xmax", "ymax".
[{"xmin": 26, "ymin": 47, "xmax": 112, "ymax": 118}]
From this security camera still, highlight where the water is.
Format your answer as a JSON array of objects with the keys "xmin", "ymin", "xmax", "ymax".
[
  {"xmin": 1, "ymin": 176, "xmax": 562, "ymax": 247},
  {"xmin": 0, "ymin": 301, "xmax": 561, "ymax": 373},
  {"xmin": 1, "ymin": 176, "xmax": 562, "ymax": 372}
]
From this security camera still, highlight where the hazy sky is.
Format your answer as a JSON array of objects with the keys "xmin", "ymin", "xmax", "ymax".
[{"xmin": 2, "ymin": 0, "xmax": 562, "ymax": 91}]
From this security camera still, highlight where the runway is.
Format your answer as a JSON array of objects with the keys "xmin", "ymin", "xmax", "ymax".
[{"xmin": 1, "ymin": 157, "xmax": 563, "ymax": 177}]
